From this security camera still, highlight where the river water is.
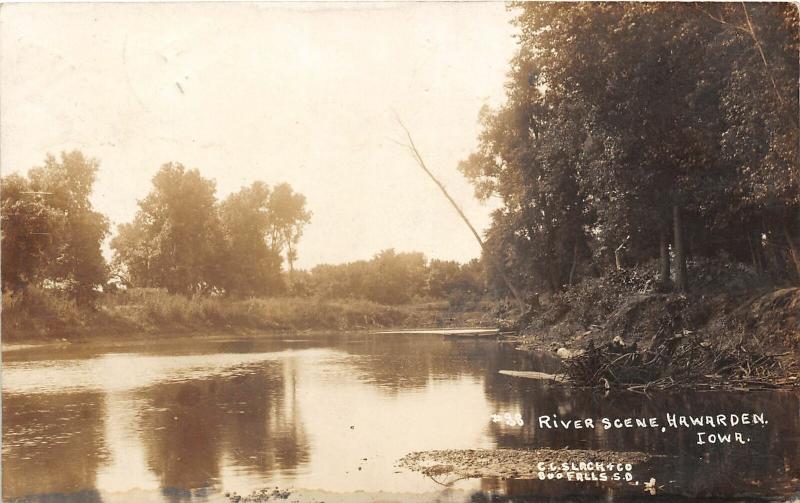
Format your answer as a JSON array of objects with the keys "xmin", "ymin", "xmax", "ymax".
[{"xmin": 2, "ymin": 334, "xmax": 799, "ymax": 502}]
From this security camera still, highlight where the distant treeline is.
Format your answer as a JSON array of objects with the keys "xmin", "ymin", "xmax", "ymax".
[
  {"xmin": 1, "ymin": 153, "xmax": 484, "ymax": 306},
  {"xmin": 290, "ymin": 251, "xmax": 486, "ymax": 305},
  {"xmin": 460, "ymin": 3, "xmax": 799, "ymax": 295}
]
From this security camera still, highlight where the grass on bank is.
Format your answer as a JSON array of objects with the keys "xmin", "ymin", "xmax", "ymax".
[{"xmin": 2, "ymin": 287, "xmax": 499, "ymax": 341}]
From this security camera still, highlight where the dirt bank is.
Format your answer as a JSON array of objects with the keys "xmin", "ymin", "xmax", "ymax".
[{"xmin": 512, "ymin": 261, "xmax": 800, "ymax": 389}]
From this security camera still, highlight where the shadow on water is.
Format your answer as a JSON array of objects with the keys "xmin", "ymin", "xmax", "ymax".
[{"xmin": 2, "ymin": 334, "xmax": 798, "ymax": 502}]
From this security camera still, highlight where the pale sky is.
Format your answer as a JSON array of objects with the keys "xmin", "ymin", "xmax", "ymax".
[{"xmin": 0, "ymin": 2, "xmax": 517, "ymax": 269}]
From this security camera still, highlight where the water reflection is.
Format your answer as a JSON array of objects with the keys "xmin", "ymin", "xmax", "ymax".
[
  {"xmin": 137, "ymin": 360, "xmax": 310, "ymax": 495},
  {"xmin": 2, "ymin": 391, "xmax": 108, "ymax": 500},
  {"xmin": 2, "ymin": 335, "xmax": 798, "ymax": 502}
]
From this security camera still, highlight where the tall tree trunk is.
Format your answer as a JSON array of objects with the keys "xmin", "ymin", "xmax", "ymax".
[
  {"xmin": 748, "ymin": 230, "xmax": 764, "ymax": 272},
  {"xmin": 614, "ymin": 236, "xmax": 628, "ymax": 271},
  {"xmin": 548, "ymin": 265, "xmax": 560, "ymax": 293},
  {"xmin": 673, "ymin": 205, "xmax": 688, "ymax": 292},
  {"xmin": 659, "ymin": 227, "xmax": 671, "ymax": 286},
  {"xmin": 614, "ymin": 241, "xmax": 626, "ymax": 270},
  {"xmin": 286, "ymin": 243, "xmax": 295, "ymax": 274},
  {"xmin": 568, "ymin": 240, "xmax": 579, "ymax": 286},
  {"xmin": 747, "ymin": 233, "xmax": 758, "ymax": 270}
]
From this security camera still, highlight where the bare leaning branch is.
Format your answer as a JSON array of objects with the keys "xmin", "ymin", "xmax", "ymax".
[{"xmin": 394, "ymin": 117, "xmax": 527, "ymax": 313}]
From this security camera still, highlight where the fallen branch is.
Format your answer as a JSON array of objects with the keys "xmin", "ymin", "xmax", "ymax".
[{"xmin": 393, "ymin": 116, "xmax": 527, "ymax": 313}]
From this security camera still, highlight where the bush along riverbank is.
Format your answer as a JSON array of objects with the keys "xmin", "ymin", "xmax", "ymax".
[
  {"xmin": 512, "ymin": 259, "xmax": 800, "ymax": 390},
  {"xmin": 1, "ymin": 287, "xmax": 500, "ymax": 342}
]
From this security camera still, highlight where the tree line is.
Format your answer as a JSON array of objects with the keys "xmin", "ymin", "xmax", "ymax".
[
  {"xmin": 460, "ymin": 2, "xmax": 799, "ymax": 296},
  {"xmin": 2, "ymin": 154, "xmax": 485, "ymax": 306},
  {"xmin": 1, "ymin": 154, "xmax": 312, "ymax": 301},
  {"xmin": 292, "ymin": 250, "xmax": 486, "ymax": 305}
]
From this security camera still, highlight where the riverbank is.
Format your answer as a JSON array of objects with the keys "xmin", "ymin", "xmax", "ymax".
[
  {"xmin": 2, "ymin": 287, "xmax": 498, "ymax": 342},
  {"xmin": 511, "ymin": 261, "xmax": 800, "ymax": 389}
]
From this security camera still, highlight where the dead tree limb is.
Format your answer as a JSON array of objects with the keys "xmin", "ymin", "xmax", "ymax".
[{"xmin": 394, "ymin": 117, "xmax": 527, "ymax": 313}]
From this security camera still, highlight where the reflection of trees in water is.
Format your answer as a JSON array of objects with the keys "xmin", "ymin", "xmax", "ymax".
[
  {"xmin": 340, "ymin": 336, "xmax": 520, "ymax": 394},
  {"xmin": 136, "ymin": 359, "xmax": 310, "ymax": 499},
  {"xmin": 212, "ymin": 334, "xmax": 545, "ymax": 399},
  {"xmin": 2, "ymin": 391, "xmax": 107, "ymax": 501},
  {"xmin": 484, "ymin": 373, "xmax": 800, "ymax": 499}
]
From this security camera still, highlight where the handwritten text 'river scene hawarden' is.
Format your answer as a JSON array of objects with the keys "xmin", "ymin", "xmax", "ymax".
[{"xmin": 537, "ymin": 412, "xmax": 768, "ymax": 445}]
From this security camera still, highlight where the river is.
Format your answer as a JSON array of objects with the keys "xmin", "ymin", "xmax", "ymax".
[{"xmin": 2, "ymin": 334, "xmax": 798, "ymax": 502}]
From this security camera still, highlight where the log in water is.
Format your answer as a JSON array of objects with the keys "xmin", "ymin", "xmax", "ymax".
[
  {"xmin": 374, "ymin": 328, "xmax": 500, "ymax": 337},
  {"xmin": 499, "ymin": 370, "xmax": 568, "ymax": 383}
]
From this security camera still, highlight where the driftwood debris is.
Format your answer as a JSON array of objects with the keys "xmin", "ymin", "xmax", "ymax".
[{"xmin": 562, "ymin": 337, "xmax": 798, "ymax": 391}]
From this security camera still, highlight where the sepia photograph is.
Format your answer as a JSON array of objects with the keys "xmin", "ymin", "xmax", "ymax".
[{"xmin": 1, "ymin": 2, "xmax": 799, "ymax": 502}]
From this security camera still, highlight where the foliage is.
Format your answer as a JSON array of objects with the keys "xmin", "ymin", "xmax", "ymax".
[
  {"xmin": 308, "ymin": 249, "xmax": 486, "ymax": 305},
  {"xmin": 219, "ymin": 182, "xmax": 285, "ymax": 296},
  {"xmin": 2, "ymin": 286, "xmax": 86, "ymax": 337},
  {"xmin": 427, "ymin": 258, "xmax": 487, "ymax": 306},
  {"xmin": 1, "ymin": 174, "xmax": 60, "ymax": 290},
  {"xmin": 111, "ymin": 163, "xmax": 224, "ymax": 295},
  {"xmin": 461, "ymin": 2, "xmax": 799, "ymax": 296},
  {"xmin": 1, "ymin": 151, "xmax": 109, "ymax": 303},
  {"xmin": 111, "ymin": 166, "xmax": 310, "ymax": 297},
  {"xmin": 264, "ymin": 183, "xmax": 311, "ymax": 272},
  {"xmin": 4, "ymin": 153, "xmax": 473, "ymax": 309},
  {"xmin": 2, "ymin": 286, "xmax": 497, "ymax": 340}
]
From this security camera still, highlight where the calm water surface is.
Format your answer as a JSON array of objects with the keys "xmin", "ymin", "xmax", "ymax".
[{"xmin": 3, "ymin": 334, "xmax": 799, "ymax": 502}]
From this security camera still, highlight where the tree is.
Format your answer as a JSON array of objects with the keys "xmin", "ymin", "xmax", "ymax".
[
  {"xmin": 265, "ymin": 183, "xmax": 311, "ymax": 273},
  {"xmin": 1, "ymin": 174, "xmax": 60, "ymax": 292},
  {"xmin": 362, "ymin": 249, "xmax": 427, "ymax": 305},
  {"xmin": 112, "ymin": 168, "xmax": 311, "ymax": 296},
  {"xmin": 459, "ymin": 38, "xmax": 591, "ymax": 294},
  {"xmin": 699, "ymin": 3, "xmax": 800, "ymax": 279},
  {"xmin": 427, "ymin": 258, "xmax": 486, "ymax": 303},
  {"xmin": 461, "ymin": 2, "xmax": 799, "ymax": 295},
  {"xmin": 218, "ymin": 182, "xmax": 284, "ymax": 296},
  {"xmin": 1, "ymin": 152, "xmax": 109, "ymax": 303},
  {"xmin": 308, "ymin": 250, "xmax": 437, "ymax": 304},
  {"xmin": 110, "ymin": 216, "xmax": 155, "ymax": 288},
  {"xmin": 111, "ymin": 163, "xmax": 224, "ymax": 295},
  {"xmin": 427, "ymin": 259, "xmax": 462, "ymax": 298}
]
